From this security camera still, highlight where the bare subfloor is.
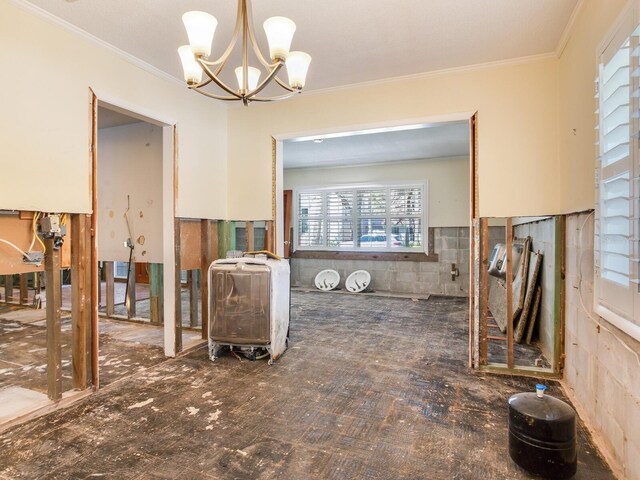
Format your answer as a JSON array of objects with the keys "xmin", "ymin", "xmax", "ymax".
[{"xmin": 0, "ymin": 292, "xmax": 612, "ymax": 479}]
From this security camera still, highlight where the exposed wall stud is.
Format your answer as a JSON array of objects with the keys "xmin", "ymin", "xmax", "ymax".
[
  {"xmin": 45, "ymin": 237, "xmax": 62, "ymax": 400},
  {"xmin": 71, "ymin": 214, "xmax": 90, "ymax": 390},
  {"xmin": 174, "ymin": 219, "xmax": 182, "ymax": 353},
  {"xmin": 506, "ymin": 217, "xmax": 514, "ymax": 369},
  {"xmin": 105, "ymin": 261, "xmax": 114, "ymax": 316}
]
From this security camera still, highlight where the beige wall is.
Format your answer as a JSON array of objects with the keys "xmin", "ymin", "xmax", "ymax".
[
  {"xmin": 0, "ymin": 1, "xmax": 227, "ymax": 219},
  {"xmin": 228, "ymin": 57, "xmax": 560, "ymax": 220},
  {"xmin": 557, "ymin": 0, "xmax": 628, "ymax": 213},
  {"xmin": 97, "ymin": 122, "xmax": 163, "ymax": 263},
  {"xmin": 283, "ymin": 156, "xmax": 470, "ymax": 227}
]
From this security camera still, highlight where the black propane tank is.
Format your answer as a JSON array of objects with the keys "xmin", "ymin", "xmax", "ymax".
[{"xmin": 508, "ymin": 384, "xmax": 577, "ymax": 479}]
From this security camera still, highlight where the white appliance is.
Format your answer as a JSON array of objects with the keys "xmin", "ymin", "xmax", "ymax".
[{"xmin": 207, "ymin": 257, "xmax": 290, "ymax": 364}]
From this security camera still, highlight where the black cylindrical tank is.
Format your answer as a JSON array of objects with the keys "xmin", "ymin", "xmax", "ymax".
[{"xmin": 508, "ymin": 384, "xmax": 577, "ymax": 479}]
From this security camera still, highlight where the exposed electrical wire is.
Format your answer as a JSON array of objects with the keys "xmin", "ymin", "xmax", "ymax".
[
  {"xmin": 29, "ymin": 212, "xmax": 46, "ymax": 253},
  {"xmin": 0, "ymin": 238, "xmax": 35, "ymax": 262},
  {"xmin": 575, "ymin": 211, "xmax": 640, "ymax": 367}
]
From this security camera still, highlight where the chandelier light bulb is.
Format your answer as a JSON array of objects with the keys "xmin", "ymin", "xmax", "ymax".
[
  {"xmin": 286, "ymin": 51, "xmax": 312, "ymax": 89},
  {"xmin": 263, "ymin": 16, "xmax": 296, "ymax": 61},
  {"xmin": 235, "ymin": 66, "xmax": 262, "ymax": 92},
  {"xmin": 178, "ymin": 45, "xmax": 203, "ymax": 84},
  {"xmin": 182, "ymin": 11, "xmax": 217, "ymax": 57}
]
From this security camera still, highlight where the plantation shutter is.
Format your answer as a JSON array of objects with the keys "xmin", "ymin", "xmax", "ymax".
[
  {"xmin": 298, "ymin": 192, "xmax": 323, "ymax": 247},
  {"xmin": 595, "ymin": 18, "xmax": 640, "ymax": 324}
]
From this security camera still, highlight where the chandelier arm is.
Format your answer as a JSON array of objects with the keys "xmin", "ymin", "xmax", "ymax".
[
  {"xmin": 189, "ymin": 87, "xmax": 244, "ymax": 102},
  {"xmin": 245, "ymin": 62, "xmax": 286, "ymax": 99},
  {"xmin": 198, "ymin": 59, "xmax": 243, "ymax": 99},
  {"xmin": 198, "ymin": 0, "xmax": 243, "ymax": 69},
  {"xmin": 244, "ymin": 0, "xmax": 276, "ymax": 69},
  {"xmin": 191, "ymin": 77, "xmax": 214, "ymax": 89},
  {"xmin": 274, "ymin": 76, "xmax": 296, "ymax": 93},
  {"xmin": 250, "ymin": 91, "xmax": 299, "ymax": 102}
]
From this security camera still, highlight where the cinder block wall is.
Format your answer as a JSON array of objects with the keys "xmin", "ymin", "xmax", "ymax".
[
  {"xmin": 513, "ymin": 218, "xmax": 556, "ymax": 360},
  {"xmin": 564, "ymin": 212, "xmax": 640, "ymax": 479},
  {"xmin": 292, "ymin": 226, "xmax": 490, "ymax": 296}
]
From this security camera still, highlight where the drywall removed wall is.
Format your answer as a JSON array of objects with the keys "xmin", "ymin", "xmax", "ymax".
[
  {"xmin": 97, "ymin": 122, "xmax": 163, "ymax": 263},
  {"xmin": 284, "ymin": 156, "xmax": 470, "ymax": 227}
]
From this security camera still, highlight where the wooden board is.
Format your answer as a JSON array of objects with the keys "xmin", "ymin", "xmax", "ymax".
[
  {"xmin": 0, "ymin": 214, "xmax": 71, "ymax": 275},
  {"xmin": 514, "ymin": 251, "xmax": 543, "ymax": 343},
  {"xmin": 511, "ymin": 237, "xmax": 530, "ymax": 320},
  {"xmin": 179, "ymin": 219, "xmax": 202, "ymax": 270},
  {"xmin": 526, "ymin": 285, "xmax": 542, "ymax": 345}
]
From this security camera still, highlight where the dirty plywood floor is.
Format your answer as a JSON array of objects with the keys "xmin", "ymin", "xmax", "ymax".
[
  {"xmin": 0, "ymin": 292, "xmax": 613, "ymax": 479},
  {"xmin": 0, "ymin": 305, "xmax": 166, "ymax": 394}
]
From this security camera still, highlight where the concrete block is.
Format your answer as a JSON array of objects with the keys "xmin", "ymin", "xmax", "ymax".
[
  {"xmin": 440, "ymin": 249, "xmax": 458, "ymax": 263},
  {"xmin": 442, "ymin": 236, "xmax": 459, "ymax": 250},
  {"xmin": 440, "ymin": 227, "xmax": 458, "ymax": 237},
  {"xmin": 395, "ymin": 271, "xmax": 418, "ymax": 283},
  {"xmin": 444, "ymin": 283, "xmax": 465, "ymax": 296},
  {"xmin": 395, "ymin": 262, "xmax": 418, "ymax": 273},
  {"xmin": 458, "ymin": 227, "xmax": 470, "ymax": 239},
  {"xmin": 417, "ymin": 271, "xmax": 439, "ymax": 285},
  {"xmin": 419, "ymin": 262, "xmax": 439, "ymax": 273}
]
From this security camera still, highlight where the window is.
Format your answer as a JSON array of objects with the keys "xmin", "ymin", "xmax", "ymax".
[
  {"xmin": 594, "ymin": 6, "xmax": 640, "ymax": 340},
  {"xmin": 295, "ymin": 183, "xmax": 426, "ymax": 252}
]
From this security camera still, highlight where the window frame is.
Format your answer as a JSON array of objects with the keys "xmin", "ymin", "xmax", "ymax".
[
  {"xmin": 594, "ymin": 1, "xmax": 640, "ymax": 342},
  {"xmin": 293, "ymin": 181, "xmax": 428, "ymax": 253}
]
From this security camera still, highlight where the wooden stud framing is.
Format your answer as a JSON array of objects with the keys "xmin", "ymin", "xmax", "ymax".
[
  {"xmin": 200, "ymin": 220, "xmax": 216, "ymax": 340},
  {"xmin": 554, "ymin": 215, "xmax": 566, "ymax": 374},
  {"xmin": 245, "ymin": 221, "xmax": 255, "ymax": 252},
  {"xmin": 149, "ymin": 263, "xmax": 164, "ymax": 325},
  {"xmin": 506, "ymin": 217, "xmax": 514, "ymax": 369},
  {"xmin": 479, "ymin": 218, "xmax": 489, "ymax": 365},
  {"xmin": 104, "ymin": 261, "xmax": 114, "ymax": 316},
  {"xmin": 90, "ymin": 90, "xmax": 99, "ymax": 390},
  {"xmin": 189, "ymin": 270, "xmax": 198, "ymax": 327},
  {"xmin": 468, "ymin": 113, "xmax": 478, "ymax": 368},
  {"xmin": 19, "ymin": 274, "xmax": 28, "ymax": 305},
  {"xmin": 45, "ymin": 237, "xmax": 62, "ymax": 400},
  {"xmin": 174, "ymin": 218, "xmax": 182, "ymax": 353},
  {"xmin": 264, "ymin": 220, "xmax": 275, "ymax": 254},
  {"xmin": 126, "ymin": 264, "xmax": 136, "ymax": 319},
  {"xmin": 4, "ymin": 275, "xmax": 13, "ymax": 303},
  {"xmin": 71, "ymin": 214, "xmax": 91, "ymax": 390}
]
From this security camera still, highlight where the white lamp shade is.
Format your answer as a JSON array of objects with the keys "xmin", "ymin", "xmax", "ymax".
[
  {"xmin": 234, "ymin": 66, "xmax": 261, "ymax": 92},
  {"xmin": 182, "ymin": 11, "xmax": 217, "ymax": 57},
  {"xmin": 263, "ymin": 16, "xmax": 296, "ymax": 61},
  {"xmin": 178, "ymin": 45, "xmax": 203, "ymax": 84},
  {"xmin": 286, "ymin": 51, "xmax": 311, "ymax": 89}
]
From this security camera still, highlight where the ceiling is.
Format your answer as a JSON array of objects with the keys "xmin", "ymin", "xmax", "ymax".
[
  {"xmin": 283, "ymin": 121, "xmax": 470, "ymax": 169},
  {"xmin": 24, "ymin": 0, "xmax": 578, "ymax": 92},
  {"xmin": 97, "ymin": 107, "xmax": 144, "ymax": 129}
]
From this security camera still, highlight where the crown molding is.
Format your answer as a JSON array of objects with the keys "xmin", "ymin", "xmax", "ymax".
[
  {"xmin": 555, "ymin": 0, "xmax": 586, "ymax": 58},
  {"xmin": 7, "ymin": 0, "xmax": 184, "ymax": 87},
  {"xmin": 301, "ymin": 52, "xmax": 558, "ymax": 98}
]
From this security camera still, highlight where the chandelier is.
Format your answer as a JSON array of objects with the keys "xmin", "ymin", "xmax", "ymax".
[{"xmin": 177, "ymin": 0, "xmax": 312, "ymax": 106}]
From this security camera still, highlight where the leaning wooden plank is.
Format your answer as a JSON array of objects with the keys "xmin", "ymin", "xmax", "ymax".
[
  {"xmin": 526, "ymin": 286, "xmax": 543, "ymax": 345},
  {"xmin": 514, "ymin": 251, "xmax": 543, "ymax": 343},
  {"xmin": 512, "ymin": 237, "xmax": 531, "ymax": 321},
  {"xmin": 488, "ymin": 276, "xmax": 508, "ymax": 332}
]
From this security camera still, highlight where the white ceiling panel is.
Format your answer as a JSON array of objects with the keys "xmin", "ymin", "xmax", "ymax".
[{"xmin": 23, "ymin": 0, "xmax": 578, "ymax": 92}]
